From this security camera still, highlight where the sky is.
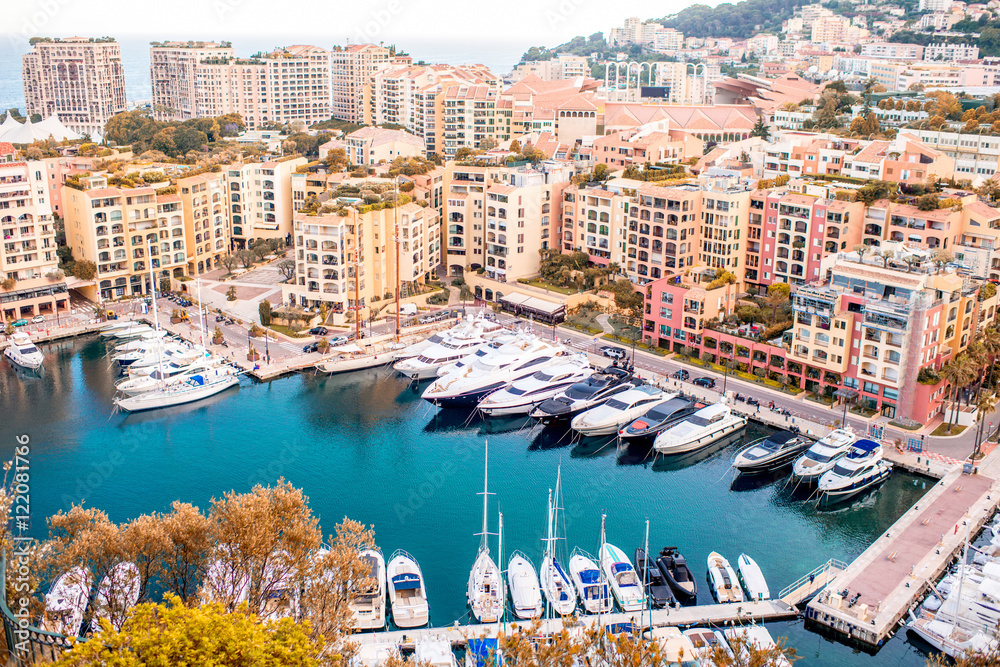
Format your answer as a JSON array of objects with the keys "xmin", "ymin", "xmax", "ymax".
[{"xmin": 3, "ymin": 0, "xmax": 707, "ymax": 48}]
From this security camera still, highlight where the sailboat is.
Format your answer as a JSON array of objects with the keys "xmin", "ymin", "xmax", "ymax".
[
  {"xmin": 468, "ymin": 440, "xmax": 502, "ymax": 623},
  {"xmin": 540, "ymin": 467, "xmax": 576, "ymax": 616}
]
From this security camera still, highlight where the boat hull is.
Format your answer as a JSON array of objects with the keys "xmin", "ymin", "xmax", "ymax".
[
  {"xmin": 318, "ymin": 355, "xmax": 389, "ymax": 374},
  {"xmin": 654, "ymin": 418, "xmax": 746, "ymax": 455},
  {"xmin": 5, "ymin": 349, "xmax": 43, "ymax": 370},
  {"xmin": 115, "ymin": 376, "xmax": 239, "ymax": 412},
  {"xmin": 733, "ymin": 444, "xmax": 810, "ymax": 474},
  {"xmin": 425, "ymin": 382, "xmax": 507, "ymax": 408},
  {"xmin": 818, "ymin": 465, "xmax": 892, "ymax": 505}
]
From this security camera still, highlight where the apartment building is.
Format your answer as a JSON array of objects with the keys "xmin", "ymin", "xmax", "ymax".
[
  {"xmin": 811, "ymin": 15, "xmax": 867, "ymax": 43},
  {"xmin": 561, "ymin": 184, "xmax": 628, "ymax": 267},
  {"xmin": 283, "ymin": 202, "xmax": 439, "ymax": 319},
  {"xmin": 859, "ymin": 42, "xmax": 924, "ymax": 59},
  {"xmin": 511, "ymin": 55, "xmax": 589, "ymax": 82},
  {"xmin": 907, "ymin": 128, "xmax": 1000, "ymax": 178},
  {"xmin": 330, "ymin": 44, "xmax": 396, "ymax": 123},
  {"xmin": 442, "ymin": 162, "xmax": 574, "ymax": 279},
  {"xmin": 924, "ymin": 43, "xmax": 980, "ymax": 60},
  {"xmin": 63, "ymin": 175, "xmax": 190, "ymax": 301},
  {"xmin": 21, "ymin": 37, "xmax": 127, "ymax": 137},
  {"xmin": 0, "ymin": 144, "xmax": 67, "ymax": 320},
  {"xmin": 919, "ymin": 0, "xmax": 953, "ymax": 11},
  {"xmin": 592, "ymin": 126, "xmax": 703, "ymax": 169},
  {"xmin": 149, "ymin": 41, "xmax": 236, "ymax": 121},
  {"xmin": 176, "ymin": 172, "xmax": 230, "ymax": 275},
  {"xmin": 224, "ymin": 156, "xmax": 307, "ymax": 248},
  {"xmin": 338, "ymin": 128, "xmax": 425, "ymax": 166},
  {"xmin": 654, "ymin": 29, "xmax": 685, "ymax": 53}
]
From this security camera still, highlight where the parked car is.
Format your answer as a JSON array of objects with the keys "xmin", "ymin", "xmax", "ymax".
[
  {"xmin": 309, "ymin": 326, "xmax": 329, "ymax": 336},
  {"xmin": 178, "ymin": 299, "xmax": 192, "ymax": 307},
  {"xmin": 329, "ymin": 335, "xmax": 350, "ymax": 347},
  {"xmin": 671, "ymin": 369, "xmax": 690, "ymax": 380},
  {"xmin": 31, "ymin": 315, "xmax": 45, "ymax": 324},
  {"xmin": 302, "ymin": 342, "xmax": 319, "ymax": 353},
  {"xmin": 692, "ymin": 377, "xmax": 716, "ymax": 389},
  {"xmin": 12, "ymin": 319, "xmax": 27, "ymax": 327},
  {"xmin": 419, "ymin": 311, "xmax": 450, "ymax": 324},
  {"xmin": 600, "ymin": 346, "xmax": 626, "ymax": 359}
]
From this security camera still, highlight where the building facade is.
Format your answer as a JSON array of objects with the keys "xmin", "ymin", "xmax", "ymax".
[{"xmin": 149, "ymin": 41, "xmax": 236, "ymax": 121}]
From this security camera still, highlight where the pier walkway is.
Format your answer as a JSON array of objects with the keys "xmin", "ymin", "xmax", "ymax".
[
  {"xmin": 805, "ymin": 457, "xmax": 1000, "ymax": 647},
  {"xmin": 355, "ymin": 600, "xmax": 799, "ymax": 650},
  {"xmin": 778, "ymin": 559, "xmax": 847, "ymax": 607}
]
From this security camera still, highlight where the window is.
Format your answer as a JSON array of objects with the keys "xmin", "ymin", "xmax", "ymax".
[
  {"xmin": 661, "ymin": 292, "xmax": 673, "ymax": 303},
  {"xmin": 863, "ymin": 382, "xmax": 879, "ymax": 395}
]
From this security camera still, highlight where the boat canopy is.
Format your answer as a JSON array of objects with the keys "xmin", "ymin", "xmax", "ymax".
[
  {"xmin": 851, "ymin": 439, "xmax": 880, "ymax": 453},
  {"xmin": 190, "ymin": 375, "xmax": 205, "ymax": 386},
  {"xmin": 336, "ymin": 344, "xmax": 363, "ymax": 354},
  {"xmin": 578, "ymin": 569, "xmax": 601, "ymax": 584},
  {"xmin": 611, "ymin": 563, "xmax": 632, "ymax": 574},
  {"xmin": 391, "ymin": 573, "xmax": 421, "ymax": 590},
  {"xmin": 467, "ymin": 638, "xmax": 502, "ymax": 667},
  {"xmin": 766, "ymin": 431, "xmax": 797, "ymax": 445}
]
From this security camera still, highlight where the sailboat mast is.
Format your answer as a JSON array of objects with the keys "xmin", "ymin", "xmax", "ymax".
[
  {"xmin": 599, "ymin": 513, "xmax": 607, "ymax": 625},
  {"xmin": 481, "ymin": 439, "xmax": 490, "ymax": 552},
  {"xmin": 394, "ymin": 178, "xmax": 400, "ymax": 341},
  {"xmin": 498, "ymin": 510, "xmax": 505, "ymax": 628},
  {"xmin": 197, "ymin": 277, "xmax": 204, "ymax": 348},
  {"xmin": 545, "ymin": 488, "xmax": 554, "ymax": 557},
  {"xmin": 644, "ymin": 518, "xmax": 651, "ymax": 632},
  {"xmin": 553, "ymin": 465, "xmax": 563, "ymax": 554},
  {"xmin": 147, "ymin": 245, "xmax": 165, "ymax": 385}
]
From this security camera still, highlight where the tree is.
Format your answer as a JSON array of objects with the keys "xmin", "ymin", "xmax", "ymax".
[
  {"xmin": 611, "ymin": 279, "xmax": 644, "ymax": 354},
  {"xmin": 72, "ymin": 259, "xmax": 97, "ymax": 280},
  {"xmin": 259, "ymin": 300, "xmax": 272, "ymax": 326},
  {"xmin": 238, "ymin": 249, "xmax": 255, "ymax": 270},
  {"xmin": 853, "ymin": 243, "xmax": 870, "ymax": 263},
  {"xmin": 220, "ymin": 254, "xmax": 239, "ymax": 274},
  {"xmin": 916, "ymin": 193, "xmax": 940, "ymax": 211},
  {"xmin": 931, "ymin": 249, "xmax": 954, "ymax": 273},
  {"xmin": 459, "ymin": 284, "xmax": 474, "ymax": 313},
  {"xmin": 51, "ymin": 594, "xmax": 321, "ymax": 667},
  {"xmin": 226, "ymin": 286, "xmax": 238, "ymax": 301},
  {"xmin": 750, "ymin": 116, "xmax": 771, "ymax": 140},
  {"xmin": 943, "ymin": 355, "xmax": 976, "ymax": 433},
  {"xmin": 278, "ymin": 259, "xmax": 296, "ymax": 282},
  {"xmin": 765, "ymin": 283, "xmax": 790, "ymax": 323},
  {"xmin": 878, "ymin": 250, "xmax": 893, "ymax": 267},
  {"xmin": 172, "ymin": 125, "xmax": 209, "ymax": 155},
  {"xmin": 593, "ymin": 163, "xmax": 611, "ymax": 181},
  {"xmin": 477, "ymin": 137, "xmax": 498, "ymax": 151},
  {"xmin": 250, "ymin": 240, "xmax": 270, "ymax": 262}
]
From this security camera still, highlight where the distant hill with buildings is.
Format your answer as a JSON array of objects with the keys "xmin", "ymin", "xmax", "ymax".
[{"xmin": 660, "ymin": 0, "xmax": 815, "ymax": 39}]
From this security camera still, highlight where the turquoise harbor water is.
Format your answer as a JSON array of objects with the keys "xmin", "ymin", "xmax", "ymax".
[{"xmin": 0, "ymin": 335, "xmax": 941, "ymax": 666}]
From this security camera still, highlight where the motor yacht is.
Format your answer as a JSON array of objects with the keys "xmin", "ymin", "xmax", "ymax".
[
  {"xmin": 571, "ymin": 386, "xmax": 671, "ymax": 437},
  {"xmin": 736, "ymin": 554, "xmax": 770, "ymax": 601},
  {"xmin": 907, "ymin": 614, "xmax": 998, "ymax": 659},
  {"xmin": 530, "ymin": 365, "xmax": 636, "ymax": 424},
  {"xmin": 618, "ymin": 396, "xmax": 700, "ymax": 442},
  {"xmin": 791, "ymin": 428, "xmax": 857, "ymax": 485},
  {"xmin": 569, "ymin": 548, "xmax": 611, "ymax": 614},
  {"xmin": 91, "ymin": 562, "xmax": 140, "ymax": 633},
  {"xmin": 653, "ymin": 402, "xmax": 746, "ymax": 455},
  {"xmin": 684, "ymin": 628, "xmax": 735, "ymax": 667},
  {"xmin": 423, "ymin": 335, "xmax": 570, "ymax": 408},
  {"xmin": 393, "ymin": 315, "xmax": 505, "ymax": 362},
  {"xmin": 635, "ymin": 547, "xmax": 675, "ymax": 608},
  {"xmin": 115, "ymin": 371, "xmax": 240, "ymax": 412},
  {"xmin": 124, "ymin": 344, "xmax": 204, "ymax": 372},
  {"xmin": 4, "ymin": 332, "xmax": 43, "ymax": 370},
  {"xmin": 817, "ymin": 439, "xmax": 892, "ymax": 504},
  {"xmin": 476, "ymin": 356, "xmax": 591, "ymax": 417},
  {"xmin": 41, "ymin": 567, "xmax": 91, "ymax": 637},
  {"xmin": 600, "ymin": 543, "xmax": 646, "ymax": 612},
  {"xmin": 350, "ymin": 548, "xmax": 386, "ymax": 630},
  {"xmin": 733, "ymin": 430, "xmax": 812, "ymax": 474},
  {"xmin": 259, "ymin": 552, "xmax": 300, "ymax": 622},
  {"xmin": 386, "ymin": 550, "xmax": 429, "ymax": 628},
  {"xmin": 394, "ymin": 328, "xmax": 500, "ymax": 380},
  {"xmin": 656, "ymin": 547, "xmax": 697, "ymax": 602},
  {"xmin": 113, "ymin": 330, "xmax": 169, "ymax": 352},
  {"xmin": 507, "ymin": 552, "xmax": 543, "ymax": 620},
  {"xmin": 707, "ymin": 551, "xmax": 744, "ymax": 603}
]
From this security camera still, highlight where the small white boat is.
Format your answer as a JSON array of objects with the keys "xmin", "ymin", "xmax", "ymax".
[
  {"xmin": 571, "ymin": 386, "xmax": 671, "ymax": 436},
  {"xmin": 723, "ymin": 626, "xmax": 792, "ymax": 667},
  {"xmin": 791, "ymin": 428, "xmax": 857, "ymax": 485},
  {"xmin": 569, "ymin": 549, "xmax": 611, "ymax": 614},
  {"xmin": 386, "ymin": 550, "xmax": 429, "ymax": 628},
  {"xmin": 115, "ymin": 373, "xmax": 239, "ymax": 412},
  {"xmin": 114, "ymin": 330, "xmax": 169, "ymax": 351},
  {"xmin": 684, "ymin": 628, "xmax": 735, "ymax": 667},
  {"xmin": 600, "ymin": 543, "xmax": 646, "ymax": 612},
  {"xmin": 817, "ymin": 438, "xmax": 892, "ymax": 504},
  {"xmin": 4, "ymin": 332, "xmax": 44, "ymax": 370},
  {"xmin": 91, "ymin": 562, "xmax": 140, "ymax": 633},
  {"xmin": 103, "ymin": 324, "xmax": 154, "ymax": 339},
  {"xmin": 41, "ymin": 567, "xmax": 92, "ymax": 637},
  {"xmin": 737, "ymin": 554, "xmax": 770, "ymax": 601},
  {"xmin": 351, "ymin": 548, "xmax": 387, "ymax": 630},
  {"xmin": 259, "ymin": 551, "xmax": 300, "ymax": 622},
  {"xmin": 316, "ymin": 344, "xmax": 397, "ymax": 374},
  {"xmin": 907, "ymin": 615, "xmax": 999, "ymax": 659},
  {"xmin": 413, "ymin": 636, "xmax": 459, "ymax": 667},
  {"xmin": 202, "ymin": 550, "xmax": 250, "ymax": 612},
  {"xmin": 507, "ymin": 551, "xmax": 543, "ymax": 620},
  {"xmin": 468, "ymin": 442, "xmax": 502, "ymax": 623},
  {"xmin": 707, "ymin": 552, "xmax": 743, "ymax": 603},
  {"xmin": 650, "ymin": 627, "xmax": 702, "ymax": 664},
  {"xmin": 477, "ymin": 356, "xmax": 591, "ymax": 417},
  {"xmin": 653, "ymin": 402, "xmax": 746, "ymax": 454}
]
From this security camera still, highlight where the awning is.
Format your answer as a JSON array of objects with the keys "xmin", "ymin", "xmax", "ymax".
[
  {"xmin": 254, "ymin": 222, "xmax": 280, "ymax": 231},
  {"xmin": 392, "ymin": 573, "xmax": 421, "ymax": 590},
  {"xmin": 500, "ymin": 292, "xmax": 565, "ymax": 315},
  {"xmin": 334, "ymin": 344, "xmax": 362, "ymax": 353}
]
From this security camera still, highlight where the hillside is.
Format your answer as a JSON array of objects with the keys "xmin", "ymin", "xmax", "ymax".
[{"xmin": 659, "ymin": 0, "xmax": 815, "ymax": 39}]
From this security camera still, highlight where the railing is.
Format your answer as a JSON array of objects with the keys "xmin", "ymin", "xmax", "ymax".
[
  {"xmin": 0, "ymin": 556, "xmax": 77, "ymax": 665},
  {"xmin": 778, "ymin": 558, "xmax": 848, "ymax": 603}
]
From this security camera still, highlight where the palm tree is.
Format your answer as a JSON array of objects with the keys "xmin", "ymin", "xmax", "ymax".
[
  {"xmin": 972, "ymin": 391, "xmax": 998, "ymax": 462},
  {"xmin": 943, "ymin": 356, "xmax": 976, "ymax": 433},
  {"xmin": 980, "ymin": 326, "xmax": 1000, "ymax": 396}
]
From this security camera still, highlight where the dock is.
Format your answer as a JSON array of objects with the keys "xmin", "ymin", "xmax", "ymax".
[
  {"xmin": 805, "ymin": 462, "xmax": 1000, "ymax": 647},
  {"xmin": 354, "ymin": 599, "xmax": 800, "ymax": 650}
]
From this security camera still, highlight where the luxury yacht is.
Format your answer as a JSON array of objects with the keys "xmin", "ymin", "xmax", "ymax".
[
  {"xmin": 4, "ymin": 332, "xmax": 44, "ymax": 370},
  {"xmin": 350, "ymin": 548, "xmax": 387, "ymax": 630},
  {"xmin": 114, "ymin": 371, "xmax": 240, "ymax": 412},
  {"xmin": 817, "ymin": 439, "xmax": 892, "ymax": 504},
  {"xmin": 530, "ymin": 365, "xmax": 636, "ymax": 424},
  {"xmin": 507, "ymin": 552, "xmax": 543, "ymax": 620},
  {"xmin": 707, "ymin": 552, "xmax": 744, "ymax": 604},
  {"xmin": 41, "ymin": 567, "xmax": 91, "ymax": 637},
  {"xmin": 653, "ymin": 402, "xmax": 746, "ymax": 455},
  {"xmin": 393, "ymin": 327, "xmax": 500, "ymax": 380},
  {"xmin": 394, "ymin": 315, "xmax": 504, "ymax": 361},
  {"xmin": 733, "ymin": 430, "xmax": 812, "ymax": 474},
  {"xmin": 791, "ymin": 428, "xmax": 857, "ymax": 485},
  {"xmin": 477, "ymin": 356, "xmax": 591, "ymax": 417},
  {"xmin": 571, "ymin": 386, "xmax": 671, "ymax": 437},
  {"xmin": 569, "ymin": 548, "xmax": 611, "ymax": 614},
  {"xmin": 618, "ymin": 396, "xmax": 700, "ymax": 442},
  {"xmin": 423, "ymin": 335, "xmax": 570, "ymax": 408},
  {"xmin": 386, "ymin": 550, "xmax": 429, "ymax": 628},
  {"xmin": 124, "ymin": 344, "xmax": 204, "ymax": 372},
  {"xmin": 600, "ymin": 543, "xmax": 646, "ymax": 612}
]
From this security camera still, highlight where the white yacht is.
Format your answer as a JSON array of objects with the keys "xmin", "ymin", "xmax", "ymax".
[
  {"xmin": 540, "ymin": 468, "xmax": 576, "ymax": 616},
  {"xmin": 468, "ymin": 442, "xmax": 502, "ymax": 623},
  {"xmin": 724, "ymin": 626, "xmax": 793, "ymax": 667},
  {"xmin": 113, "ymin": 330, "xmax": 169, "ymax": 352},
  {"xmin": 424, "ymin": 335, "xmax": 570, "ymax": 408},
  {"xmin": 477, "ymin": 356, "xmax": 591, "ymax": 417},
  {"xmin": 908, "ymin": 615, "xmax": 999, "ymax": 659},
  {"xmin": 41, "ymin": 567, "xmax": 92, "ymax": 637},
  {"xmin": 115, "ymin": 371, "xmax": 240, "ymax": 412},
  {"xmin": 791, "ymin": 428, "xmax": 858, "ymax": 485},
  {"xmin": 259, "ymin": 552, "xmax": 300, "ymax": 622},
  {"xmin": 316, "ymin": 343, "xmax": 401, "ymax": 375},
  {"xmin": 413, "ymin": 636, "xmax": 460, "ymax": 667},
  {"xmin": 684, "ymin": 628, "xmax": 735, "ymax": 667},
  {"xmin": 530, "ymin": 365, "xmax": 636, "ymax": 424},
  {"xmin": 201, "ymin": 548, "xmax": 250, "ymax": 611},
  {"xmin": 91, "ymin": 562, "xmax": 140, "ymax": 633},
  {"xmin": 571, "ymin": 386, "xmax": 672, "ymax": 437},
  {"xmin": 569, "ymin": 549, "xmax": 611, "ymax": 614},
  {"xmin": 736, "ymin": 554, "xmax": 770, "ymax": 601},
  {"xmin": 507, "ymin": 552, "xmax": 543, "ymax": 620},
  {"xmin": 117, "ymin": 362, "xmax": 235, "ymax": 396},
  {"xmin": 707, "ymin": 552, "xmax": 744, "ymax": 603},
  {"xmin": 394, "ymin": 328, "xmax": 499, "ymax": 380},
  {"xmin": 350, "ymin": 548, "xmax": 387, "ymax": 630},
  {"xmin": 386, "ymin": 550, "xmax": 429, "ymax": 628},
  {"xmin": 817, "ymin": 439, "xmax": 892, "ymax": 504},
  {"xmin": 653, "ymin": 402, "xmax": 746, "ymax": 454},
  {"xmin": 394, "ymin": 315, "xmax": 505, "ymax": 362},
  {"xmin": 600, "ymin": 543, "xmax": 646, "ymax": 612},
  {"xmin": 125, "ymin": 344, "xmax": 204, "ymax": 372},
  {"xmin": 4, "ymin": 332, "xmax": 43, "ymax": 370},
  {"xmin": 102, "ymin": 323, "xmax": 154, "ymax": 340}
]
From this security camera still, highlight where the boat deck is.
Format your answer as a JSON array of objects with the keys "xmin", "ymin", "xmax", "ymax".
[
  {"xmin": 806, "ymin": 467, "xmax": 999, "ymax": 647},
  {"xmin": 354, "ymin": 599, "xmax": 799, "ymax": 650}
]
